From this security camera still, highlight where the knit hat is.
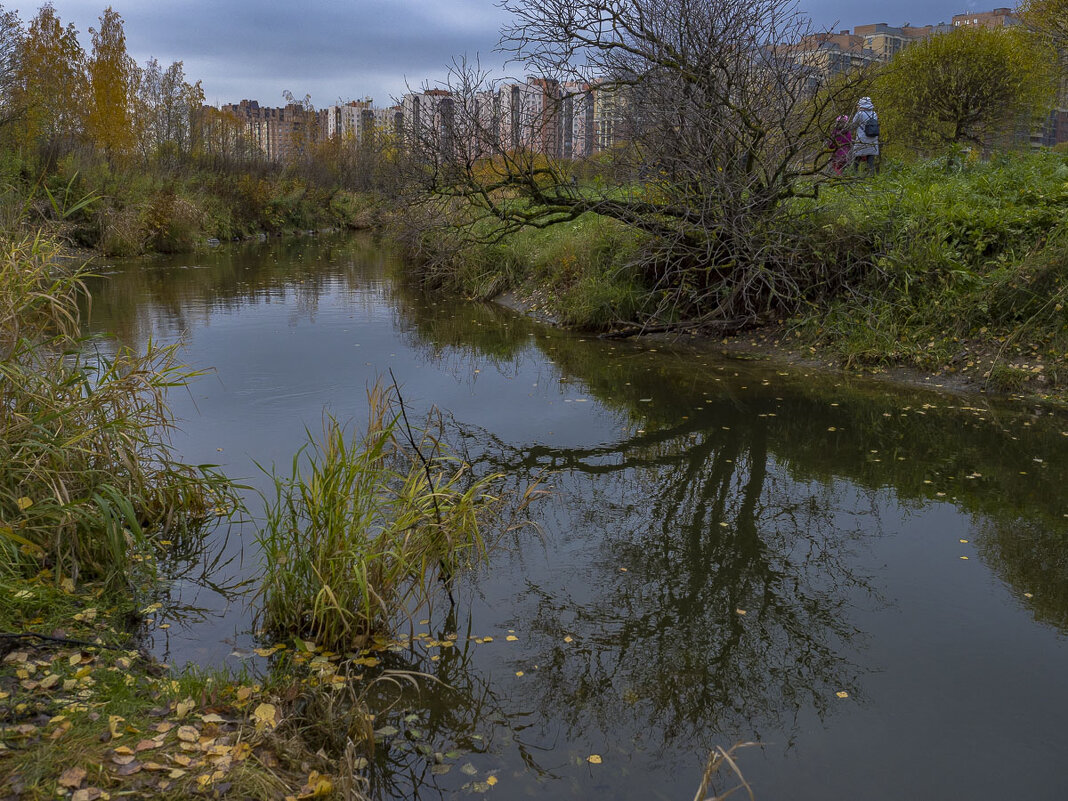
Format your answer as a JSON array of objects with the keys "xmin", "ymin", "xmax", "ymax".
[{"xmin": 858, "ymin": 97, "xmax": 874, "ymax": 110}]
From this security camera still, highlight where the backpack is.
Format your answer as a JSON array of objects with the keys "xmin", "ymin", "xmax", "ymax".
[{"xmin": 863, "ymin": 114, "xmax": 880, "ymax": 138}]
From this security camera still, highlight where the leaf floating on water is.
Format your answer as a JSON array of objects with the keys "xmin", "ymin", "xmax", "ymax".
[
  {"xmin": 835, "ymin": 691, "xmax": 849, "ymax": 699},
  {"xmin": 587, "ymin": 754, "xmax": 603, "ymax": 764},
  {"xmin": 515, "ymin": 671, "xmax": 524, "ymax": 677},
  {"xmin": 960, "ymin": 556, "xmax": 969, "ymax": 560},
  {"xmin": 959, "ymin": 539, "xmax": 969, "ymax": 544},
  {"xmin": 563, "ymin": 636, "xmax": 573, "ymax": 643},
  {"xmin": 460, "ymin": 763, "xmax": 479, "ymax": 776},
  {"xmin": 487, "ymin": 775, "xmax": 498, "ymax": 786},
  {"xmin": 736, "ymin": 609, "xmax": 747, "ymax": 615},
  {"xmin": 1024, "ymin": 592, "xmax": 1034, "ymax": 598},
  {"xmin": 505, "ymin": 635, "xmax": 518, "ymax": 642}
]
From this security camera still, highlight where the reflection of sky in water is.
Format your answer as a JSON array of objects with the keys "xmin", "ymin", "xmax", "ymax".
[{"xmin": 83, "ymin": 236, "xmax": 1068, "ymax": 801}]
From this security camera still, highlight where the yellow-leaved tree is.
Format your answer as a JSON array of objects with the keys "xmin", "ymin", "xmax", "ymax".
[
  {"xmin": 13, "ymin": 3, "xmax": 87, "ymax": 159},
  {"xmin": 86, "ymin": 6, "xmax": 136, "ymax": 160},
  {"xmin": 875, "ymin": 25, "xmax": 1056, "ymax": 153}
]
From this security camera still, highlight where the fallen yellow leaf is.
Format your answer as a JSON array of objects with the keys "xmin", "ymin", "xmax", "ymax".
[
  {"xmin": 253, "ymin": 703, "xmax": 279, "ymax": 731},
  {"xmin": 587, "ymin": 754, "xmax": 602, "ymax": 764},
  {"xmin": 836, "ymin": 691, "xmax": 849, "ymax": 699},
  {"xmin": 487, "ymin": 775, "xmax": 498, "ymax": 786},
  {"xmin": 176, "ymin": 725, "xmax": 200, "ymax": 742}
]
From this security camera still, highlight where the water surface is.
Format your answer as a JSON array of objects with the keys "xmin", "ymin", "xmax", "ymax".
[{"xmin": 84, "ymin": 235, "xmax": 1068, "ymax": 801}]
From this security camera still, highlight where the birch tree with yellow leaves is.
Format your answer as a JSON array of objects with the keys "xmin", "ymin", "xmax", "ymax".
[
  {"xmin": 13, "ymin": 3, "xmax": 87, "ymax": 160},
  {"xmin": 86, "ymin": 6, "xmax": 136, "ymax": 160}
]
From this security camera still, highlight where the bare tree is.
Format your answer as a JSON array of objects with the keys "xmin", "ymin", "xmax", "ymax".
[{"xmin": 405, "ymin": 0, "xmax": 871, "ymax": 331}]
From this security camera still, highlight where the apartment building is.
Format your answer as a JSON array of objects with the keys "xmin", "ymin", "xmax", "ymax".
[
  {"xmin": 320, "ymin": 101, "xmax": 403, "ymax": 146},
  {"xmin": 401, "ymin": 88, "xmax": 456, "ymax": 151},
  {"xmin": 561, "ymin": 82, "xmax": 596, "ymax": 159},
  {"xmin": 853, "ymin": 22, "xmax": 953, "ymax": 59},
  {"xmin": 784, "ymin": 32, "xmax": 879, "ymax": 79},
  {"xmin": 221, "ymin": 99, "xmax": 316, "ymax": 161},
  {"xmin": 951, "ymin": 7, "xmax": 1020, "ymax": 28}
]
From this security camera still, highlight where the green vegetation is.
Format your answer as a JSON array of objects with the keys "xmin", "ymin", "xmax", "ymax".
[
  {"xmin": 394, "ymin": 211, "xmax": 649, "ymax": 328},
  {"xmin": 875, "ymin": 26, "xmax": 1056, "ymax": 153},
  {"xmin": 796, "ymin": 153, "xmax": 1068, "ymax": 391},
  {"xmin": 0, "ymin": 233, "xmax": 234, "ymax": 586},
  {"xmin": 257, "ymin": 383, "xmax": 527, "ymax": 652}
]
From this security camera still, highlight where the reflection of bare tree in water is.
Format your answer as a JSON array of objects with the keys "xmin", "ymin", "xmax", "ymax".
[{"xmin": 466, "ymin": 415, "xmax": 877, "ymax": 750}]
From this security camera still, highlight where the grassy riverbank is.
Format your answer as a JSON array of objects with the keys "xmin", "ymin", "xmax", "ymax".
[
  {"xmin": 1, "ymin": 152, "xmax": 384, "ymax": 256},
  {"xmin": 396, "ymin": 151, "xmax": 1068, "ymax": 403}
]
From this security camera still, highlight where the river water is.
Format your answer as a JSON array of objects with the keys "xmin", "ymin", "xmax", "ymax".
[{"xmin": 83, "ymin": 234, "xmax": 1068, "ymax": 801}]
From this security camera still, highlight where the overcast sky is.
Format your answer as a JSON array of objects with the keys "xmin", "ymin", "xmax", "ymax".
[{"xmin": 10, "ymin": 0, "xmax": 997, "ymax": 108}]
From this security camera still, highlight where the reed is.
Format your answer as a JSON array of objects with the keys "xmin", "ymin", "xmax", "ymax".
[
  {"xmin": 0, "ymin": 231, "xmax": 234, "ymax": 586},
  {"xmin": 256, "ymin": 382, "xmax": 521, "ymax": 651}
]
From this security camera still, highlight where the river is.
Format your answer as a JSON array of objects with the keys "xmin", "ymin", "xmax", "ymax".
[{"xmin": 83, "ymin": 233, "xmax": 1068, "ymax": 801}]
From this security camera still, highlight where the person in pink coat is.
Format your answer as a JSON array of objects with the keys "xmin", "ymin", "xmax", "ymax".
[{"xmin": 828, "ymin": 114, "xmax": 852, "ymax": 175}]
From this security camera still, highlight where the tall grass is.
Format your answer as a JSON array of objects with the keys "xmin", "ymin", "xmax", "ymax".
[
  {"xmin": 257, "ymin": 383, "xmax": 528, "ymax": 651},
  {"xmin": 0, "ymin": 232, "xmax": 234, "ymax": 586}
]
